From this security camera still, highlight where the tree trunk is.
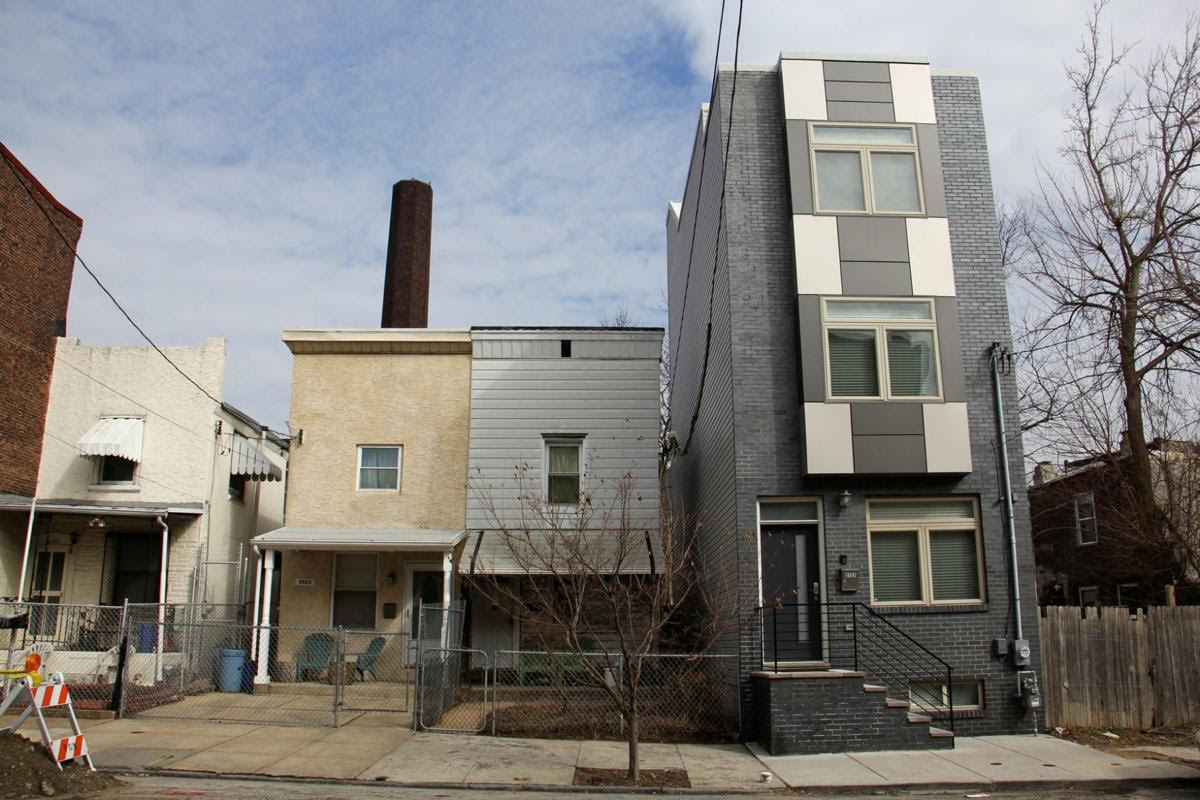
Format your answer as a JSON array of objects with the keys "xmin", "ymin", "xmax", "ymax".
[
  {"xmin": 626, "ymin": 712, "xmax": 639, "ymax": 783},
  {"xmin": 1117, "ymin": 299, "xmax": 1160, "ymax": 542}
]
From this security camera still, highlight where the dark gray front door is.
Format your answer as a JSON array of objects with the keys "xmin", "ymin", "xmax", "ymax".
[{"xmin": 760, "ymin": 525, "xmax": 822, "ymax": 662}]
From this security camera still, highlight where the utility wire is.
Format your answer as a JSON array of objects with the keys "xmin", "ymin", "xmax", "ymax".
[
  {"xmin": 680, "ymin": 0, "xmax": 744, "ymax": 455},
  {"xmin": 0, "ymin": 329, "xmax": 243, "ymax": 450},
  {"xmin": 665, "ymin": 0, "xmax": 729, "ymax": 417},
  {"xmin": 1, "ymin": 144, "xmax": 224, "ymax": 408},
  {"xmin": 41, "ymin": 430, "xmax": 206, "ymax": 503}
]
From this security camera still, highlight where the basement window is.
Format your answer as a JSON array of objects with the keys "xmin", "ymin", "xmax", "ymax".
[{"xmin": 909, "ymin": 680, "xmax": 982, "ymax": 712}]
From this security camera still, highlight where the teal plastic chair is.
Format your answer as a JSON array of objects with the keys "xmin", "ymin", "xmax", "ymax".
[
  {"xmin": 354, "ymin": 637, "xmax": 385, "ymax": 681},
  {"xmin": 296, "ymin": 633, "xmax": 335, "ymax": 681}
]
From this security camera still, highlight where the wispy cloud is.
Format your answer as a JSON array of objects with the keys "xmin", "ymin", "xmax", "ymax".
[{"xmin": 2, "ymin": 0, "xmax": 1189, "ymax": 429}]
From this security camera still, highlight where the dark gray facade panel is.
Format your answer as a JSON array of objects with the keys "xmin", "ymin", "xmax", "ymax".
[
  {"xmin": 852, "ymin": 434, "xmax": 927, "ymax": 473},
  {"xmin": 917, "ymin": 123, "xmax": 948, "ymax": 218},
  {"xmin": 851, "ymin": 403, "xmax": 924, "ymax": 436},
  {"xmin": 935, "ymin": 296, "xmax": 966, "ymax": 402},
  {"xmin": 826, "ymin": 101, "xmax": 895, "ymax": 122},
  {"xmin": 785, "ymin": 121, "xmax": 813, "ymax": 215},
  {"xmin": 822, "ymin": 60, "xmax": 891, "ymax": 83},
  {"xmin": 837, "ymin": 217, "xmax": 909, "ymax": 262},
  {"xmin": 796, "ymin": 295, "xmax": 824, "ymax": 402},
  {"xmin": 824, "ymin": 80, "xmax": 893, "ymax": 103},
  {"xmin": 840, "ymin": 261, "xmax": 912, "ymax": 295}
]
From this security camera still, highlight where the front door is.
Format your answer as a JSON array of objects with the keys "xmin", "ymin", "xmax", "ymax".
[
  {"xmin": 760, "ymin": 525, "xmax": 822, "ymax": 663},
  {"xmin": 30, "ymin": 549, "xmax": 67, "ymax": 637},
  {"xmin": 112, "ymin": 534, "xmax": 162, "ymax": 604},
  {"xmin": 409, "ymin": 570, "xmax": 444, "ymax": 658}
]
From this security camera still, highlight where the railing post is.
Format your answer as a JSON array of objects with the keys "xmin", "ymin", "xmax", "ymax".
[
  {"xmin": 852, "ymin": 604, "xmax": 859, "ymax": 673},
  {"xmin": 771, "ymin": 607, "xmax": 778, "ymax": 670},
  {"xmin": 947, "ymin": 664, "xmax": 954, "ymax": 732}
]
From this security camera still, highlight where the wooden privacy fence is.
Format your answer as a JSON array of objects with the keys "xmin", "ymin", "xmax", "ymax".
[{"xmin": 1038, "ymin": 605, "xmax": 1200, "ymax": 729}]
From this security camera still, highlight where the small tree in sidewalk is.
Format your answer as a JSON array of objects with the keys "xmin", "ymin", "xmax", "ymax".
[{"xmin": 465, "ymin": 467, "xmax": 731, "ymax": 784}]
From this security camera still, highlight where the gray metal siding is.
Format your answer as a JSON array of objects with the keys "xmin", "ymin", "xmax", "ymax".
[
  {"xmin": 852, "ymin": 434, "xmax": 927, "ymax": 473},
  {"xmin": 916, "ymin": 123, "xmax": 948, "ymax": 218},
  {"xmin": 840, "ymin": 261, "xmax": 912, "ymax": 295},
  {"xmin": 823, "ymin": 61, "xmax": 891, "ymax": 83},
  {"xmin": 824, "ymin": 81, "xmax": 893, "ymax": 104},
  {"xmin": 825, "ymin": 100, "xmax": 895, "ymax": 122},
  {"xmin": 851, "ymin": 403, "xmax": 924, "ymax": 435},
  {"xmin": 785, "ymin": 121, "xmax": 813, "ymax": 215},
  {"xmin": 837, "ymin": 217, "xmax": 909, "ymax": 262},
  {"xmin": 467, "ymin": 344, "xmax": 661, "ymax": 533}
]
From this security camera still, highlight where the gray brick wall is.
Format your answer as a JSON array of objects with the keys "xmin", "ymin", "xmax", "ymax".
[{"xmin": 667, "ymin": 65, "xmax": 1042, "ymax": 744}]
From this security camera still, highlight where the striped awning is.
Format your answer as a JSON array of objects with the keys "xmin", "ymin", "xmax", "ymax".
[
  {"xmin": 75, "ymin": 417, "xmax": 144, "ymax": 461},
  {"xmin": 230, "ymin": 436, "xmax": 282, "ymax": 482}
]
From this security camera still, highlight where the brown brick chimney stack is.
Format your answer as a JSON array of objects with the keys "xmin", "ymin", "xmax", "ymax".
[{"xmin": 381, "ymin": 179, "xmax": 432, "ymax": 328}]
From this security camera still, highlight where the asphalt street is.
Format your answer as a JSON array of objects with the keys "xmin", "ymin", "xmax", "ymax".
[{"xmin": 98, "ymin": 774, "xmax": 1200, "ymax": 800}]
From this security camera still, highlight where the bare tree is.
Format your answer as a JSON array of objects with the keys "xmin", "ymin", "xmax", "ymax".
[
  {"xmin": 1010, "ymin": 2, "xmax": 1200, "ymax": 585},
  {"xmin": 600, "ymin": 305, "xmax": 636, "ymax": 328},
  {"xmin": 465, "ymin": 468, "xmax": 730, "ymax": 784}
]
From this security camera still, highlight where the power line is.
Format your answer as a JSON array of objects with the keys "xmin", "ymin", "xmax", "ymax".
[
  {"xmin": 41, "ymin": 429, "xmax": 206, "ymax": 503},
  {"xmin": 680, "ymin": 0, "xmax": 745, "ymax": 455},
  {"xmin": 0, "ymin": 143, "xmax": 224, "ymax": 408},
  {"xmin": 666, "ymin": 0, "xmax": 729, "ymax": 414}
]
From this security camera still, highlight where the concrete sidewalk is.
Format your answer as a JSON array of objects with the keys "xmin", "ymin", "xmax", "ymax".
[{"xmin": 52, "ymin": 714, "xmax": 1200, "ymax": 792}]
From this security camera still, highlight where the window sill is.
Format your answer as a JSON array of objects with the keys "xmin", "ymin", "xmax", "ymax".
[
  {"xmin": 870, "ymin": 603, "xmax": 989, "ymax": 615},
  {"xmin": 356, "ymin": 489, "xmax": 402, "ymax": 494},
  {"xmin": 89, "ymin": 484, "xmax": 140, "ymax": 493}
]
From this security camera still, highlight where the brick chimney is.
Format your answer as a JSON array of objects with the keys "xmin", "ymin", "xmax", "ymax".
[{"xmin": 381, "ymin": 179, "xmax": 432, "ymax": 328}]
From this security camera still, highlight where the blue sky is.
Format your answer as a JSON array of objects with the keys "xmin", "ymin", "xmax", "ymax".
[{"xmin": 1, "ymin": 1, "xmax": 1189, "ymax": 430}]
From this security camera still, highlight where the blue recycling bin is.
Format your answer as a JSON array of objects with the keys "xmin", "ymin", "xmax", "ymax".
[
  {"xmin": 136, "ymin": 623, "xmax": 157, "ymax": 653},
  {"xmin": 218, "ymin": 649, "xmax": 245, "ymax": 693},
  {"xmin": 240, "ymin": 658, "xmax": 255, "ymax": 693}
]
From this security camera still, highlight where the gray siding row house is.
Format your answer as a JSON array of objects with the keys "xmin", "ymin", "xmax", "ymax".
[{"xmin": 666, "ymin": 53, "xmax": 1039, "ymax": 753}]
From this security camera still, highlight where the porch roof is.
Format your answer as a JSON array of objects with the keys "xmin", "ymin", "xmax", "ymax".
[
  {"xmin": 462, "ymin": 530, "xmax": 663, "ymax": 575},
  {"xmin": 252, "ymin": 526, "xmax": 465, "ymax": 552},
  {"xmin": 0, "ymin": 496, "xmax": 203, "ymax": 516}
]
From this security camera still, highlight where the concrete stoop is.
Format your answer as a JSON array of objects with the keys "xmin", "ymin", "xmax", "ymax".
[{"xmin": 751, "ymin": 670, "xmax": 954, "ymax": 756}]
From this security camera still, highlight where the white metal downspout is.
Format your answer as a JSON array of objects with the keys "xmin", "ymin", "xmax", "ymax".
[
  {"xmin": 16, "ymin": 498, "xmax": 37, "ymax": 603},
  {"xmin": 441, "ymin": 551, "xmax": 452, "ymax": 648},
  {"xmin": 990, "ymin": 343, "xmax": 1023, "ymax": 642},
  {"xmin": 154, "ymin": 515, "xmax": 170, "ymax": 682},
  {"xmin": 255, "ymin": 550, "xmax": 275, "ymax": 684},
  {"xmin": 249, "ymin": 545, "xmax": 263, "ymax": 660}
]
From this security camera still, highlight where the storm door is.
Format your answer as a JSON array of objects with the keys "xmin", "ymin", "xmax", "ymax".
[{"xmin": 760, "ymin": 524, "xmax": 822, "ymax": 663}]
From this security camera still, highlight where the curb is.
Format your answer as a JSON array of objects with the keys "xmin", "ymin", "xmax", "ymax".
[{"xmin": 102, "ymin": 766, "xmax": 1200, "ymax": 795}]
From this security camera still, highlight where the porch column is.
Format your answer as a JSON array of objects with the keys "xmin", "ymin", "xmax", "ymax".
[
  {"xmin": 441, "ymin": 551, "xmax": 452, "ymax": 648},
  {"xmin": 155, "ymin": 516, "xmax": 169, "ymax": 682},
  {"xmin": 254, "ymin": 550, "xmax": 275, "ymax": 684},
  {"xmin": 249, "ymin": 548, "xmax": 263, "ymax": 660}
]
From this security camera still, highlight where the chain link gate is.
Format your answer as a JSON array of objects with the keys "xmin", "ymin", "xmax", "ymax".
[{"xmin": 414, "ymin": 602, "xmax": 488, "ymax": 732}]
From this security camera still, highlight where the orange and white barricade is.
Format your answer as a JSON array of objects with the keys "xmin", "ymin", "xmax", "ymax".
[{"xmin": 0, "ymin": 670, "xmax": 95, "ymax": 771}]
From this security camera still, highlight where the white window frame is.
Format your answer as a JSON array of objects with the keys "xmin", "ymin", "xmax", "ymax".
[
  {"xmin": 544, "ymin": 437, "xmax": 584, "ymax": 507},
  {"xmin": 866, "ymin": 497, "xmax": 986, "ymax": 607},
  {"xmin": 356, "ymin": 445, "xmax": 402, "ymax": 493},
  {"xmin": 1074, "ymin": 492, "xmax": 1098, "ymax": 546},
  {"xmin": 1078, "ymin": 585, "xmax": 1100, "ymax": 607},
  {"xmin": 821, "ymin": 298, "xmax": 943, "ymax": 401},
  {"xmin": 808, "ymin": 122, "xmax": 925, "ymax": 216},
  {"xmin": 92, "ymin": 455, "xmax": 140, "ymax": 490},
  {"xmin": 331, "ymin": 552, "xmax": 379, "ymax": 630},
  {"xmin": 909, "ymin": 679, "xmax": 983, "ymax": 712}
]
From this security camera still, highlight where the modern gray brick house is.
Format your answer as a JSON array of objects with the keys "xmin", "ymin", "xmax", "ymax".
[{"xmin": 665, "ymin": 53, "xmax": 1040, "ymax": 753}]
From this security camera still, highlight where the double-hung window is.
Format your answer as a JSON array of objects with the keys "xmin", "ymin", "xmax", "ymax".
[
  {"xmin": 357, "ymin": 445, "xmax": 401, "ymax": 491},
  {"xmin": 867, "ymin": 498, "xmax": 984, "ymax": 606},
  {"xmin": 546, "ymin": 439, "xmax": 583, "ymax": 505},
  {"xmin": 823, "ymin": 299, "xmax": 941, "ymax": 400},
  {"xmin": 1074, "ymin": 492, "xmax": 1098, "ymax": 545},
  {"xmin": 810, "ymin": 124, "xmax": 923, "ymax": 214},
  {"xmin": 332, "ymin": 553, "xmax": 377, "ymax": 629}
]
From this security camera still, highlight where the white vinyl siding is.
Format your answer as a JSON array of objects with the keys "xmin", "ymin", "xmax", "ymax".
[{"xmin": 867, "ymin": 498, "xmax": 984, "ymax": 606}]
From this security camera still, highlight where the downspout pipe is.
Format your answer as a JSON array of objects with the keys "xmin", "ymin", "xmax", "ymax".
[
  {"xmin": 16, "ymin": 498, "xmax": 36, "ymax": 603},
  {"xmin": 154, "ymin": 515, "xmax": 169, "ymax": 682},
  {"xmin": 990, "ymin": 342, "xmax": 1023, "ymax": 642}
]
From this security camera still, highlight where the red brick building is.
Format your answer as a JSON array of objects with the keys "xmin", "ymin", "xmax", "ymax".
[{"xmin": 0, "ymin": 143, "xmax": 81, "ymax": 595}]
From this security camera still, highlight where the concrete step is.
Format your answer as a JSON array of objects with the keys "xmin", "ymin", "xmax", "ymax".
[
  {"xmin": 885, "ymin": 697, "xmax": 908, "ymax": 708},
  {"xmin": 863, "ymin": 684, "xmax": 887, "ymax": 693},
  {"xmin": 929, "ymin": 726, "xmax": 954, "ymax": 738},
  {"xmin": 907, "ymin": 712, "xmax": 931, "ymax": 724}
]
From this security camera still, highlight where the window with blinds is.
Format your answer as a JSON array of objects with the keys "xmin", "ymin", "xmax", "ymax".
[
  {"xmin": 867, "ymin": 497, "xmax": 983, "ymax": 606},
  {"xmin": 823, "ymin": 299, "xmax": 940, "ymax": 400}
]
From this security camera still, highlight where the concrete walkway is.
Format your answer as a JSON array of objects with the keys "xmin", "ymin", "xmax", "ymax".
[{"xmin": 41, "ymin": 715, "xmax": 1200, "ymax": 792}]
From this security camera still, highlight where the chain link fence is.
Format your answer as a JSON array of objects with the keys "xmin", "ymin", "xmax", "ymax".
[
  {"xmin": 488, "ymin": 651, "xmax": 739, "ymax": 742},
  {"xmin": 415, "ymin": 602, "xmax": 486, "ymax": 731}
]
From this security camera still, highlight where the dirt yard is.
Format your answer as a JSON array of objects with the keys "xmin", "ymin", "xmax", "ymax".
[{"xmin": 0, "ymin": 733, "xmax": 120, "ymax": 798}]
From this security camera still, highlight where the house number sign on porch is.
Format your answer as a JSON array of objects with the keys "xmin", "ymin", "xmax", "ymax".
[{"xmin": 295, "ymin": 578, "xmax": 314, "ymax": 587}]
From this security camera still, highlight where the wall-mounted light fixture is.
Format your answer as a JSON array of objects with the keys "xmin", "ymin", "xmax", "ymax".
[
  {"xmin": 838, "ymin": 490, "xmax": 852, "ymax": 510},
  {"xmin": 385, "ymin": 571, "xmax": 397, "ymax": 586},
  {"xmin": 87, "ymin": 517, "xmax": 107, "ymax": 529}
]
